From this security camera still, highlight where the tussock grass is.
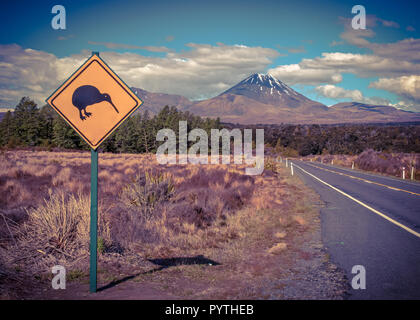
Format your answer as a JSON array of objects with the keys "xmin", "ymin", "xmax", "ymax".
[
  {"xmin": 120, "ymin": 170, "xmax": 175, "ymax": 221},
  {"xmin": 23, "ymin": 190, "xmax": 110, "ymax": 251},
  {"xmin": 1, "ymin": 190, "xmax": 110, "ymax": 274}
]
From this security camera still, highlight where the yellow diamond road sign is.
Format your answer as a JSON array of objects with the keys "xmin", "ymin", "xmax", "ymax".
[{"xmin": 46, "ymin": 53, "xmax": 143, "ymax": 150}]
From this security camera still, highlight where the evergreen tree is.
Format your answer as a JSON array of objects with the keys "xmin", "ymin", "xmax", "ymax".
[
  {"xmin": 0, "ymin": 111, "xmax": 13, "ymax": 147},
  {"xmin": 12, "ymin": 97, "xmax": 41, "ymax": 146},
  {"xmin": 52, "ymin": 116, "xmax": 87, "ymax": 149},
  {"xmin": 38, "ymin": 105, "xmax": 56, "ymax": 147}
]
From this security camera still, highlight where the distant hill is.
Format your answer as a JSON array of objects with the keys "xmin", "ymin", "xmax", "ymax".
[
  {"xmin": 326, "ymin": 102, "xmax": 420, "ymax": 124},
  {"xmin": 131, "ymin": 87, "xmax": 192, "ymax": 115},
  {"xmin": 128, "ymin": 74, "xmax": 419, "ymax": 124}
]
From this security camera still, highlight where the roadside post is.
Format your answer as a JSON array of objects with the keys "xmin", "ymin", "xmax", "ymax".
[
  {"xmin": 46, "ymin": 52, "xmax": 143, "ymax": 293},
  {"xmin": 402, "ymin": 167, "xmax": 406, "ymax": 180},
  {"xmin": 411, "ymin": 166, "xmax": 415, "ymax": 180},
  {"xmin": 291, "ymin": 162, "xmax": 294, "ymax": 176},
  {"xmin": 352, "ymin": 161, "xmax": 355, "ymax": 169}
]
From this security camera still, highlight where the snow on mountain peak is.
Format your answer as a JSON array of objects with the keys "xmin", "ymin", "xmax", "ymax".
[
  {"xmin": 220, "ymin": 72, "xmax": 318, "ymax": 107},
  {"xmin": 242, "ymin": 73, "xmax": 289, "ymax": 91}
]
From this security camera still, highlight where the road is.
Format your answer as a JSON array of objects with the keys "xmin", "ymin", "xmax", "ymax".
[{"xmin": 289, "ymin": 160, "xmax": 420, "ymax": 299}]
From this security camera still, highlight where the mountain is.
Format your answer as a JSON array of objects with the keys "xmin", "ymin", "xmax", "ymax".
[
  {"xmin": 327, "ymin": 102, "xmax": 420, "ymax": 123},
  {"xmin": 186, "ymin": 74, "xmax": 420, "ymax": 124},
  {"xmin": 186, "ymin": 73, "xmax": 330, "ymax": 124},
  {"xmin": 130, "ymin": 74, "xmax": 420, "ymax": 124},
  {"xmin": 131, "ymin": 87, "xmax": 192, "ymax": 115},
  {"xmin": 220, "ymin": 73, "xmax": 326, "ymax": 110}
]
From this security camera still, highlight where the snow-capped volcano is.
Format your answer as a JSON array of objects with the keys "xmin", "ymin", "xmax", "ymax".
[
  {"xmin": 129, "ymin": 73, "xmax": 420, "ymax": 124},
  {"xmin": 228, "ymin": 73, "xmax": 296, "ymax": 95},
  {"xmin": 220, "ymin": 73, "xmax": 322, "ymax": 108}
]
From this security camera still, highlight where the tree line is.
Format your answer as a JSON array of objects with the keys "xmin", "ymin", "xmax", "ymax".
[
  {"xmin": 223, "ymin": 123, "xmax": 420, "ymax": 156},
  {"xmin": 2, "ymin": 97, "xmax": 419, "ymax": 156},
  {"xmin": 264, "ymin": 123, "xmax": 420, "ymax": 156},
  {"xmin": 0, "ymin": 97, "xmax": 221, "ymax": 153}
]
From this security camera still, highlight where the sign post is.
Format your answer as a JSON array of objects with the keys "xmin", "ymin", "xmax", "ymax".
[
  {"xmin": 90, "ymin": 148, "xmax": 98, "ymax": 292},
  {"xmin": 46, "ymin": 51, "xmax": 143, "ymax": 293}
]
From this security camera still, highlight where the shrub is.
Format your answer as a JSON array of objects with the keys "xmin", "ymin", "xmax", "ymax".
[
  {"xmin": 355, "ymin": 149, "xmax": 419, "ymax": 178},
  {"xmin": 264, "ymin": 157, "xmax": 277, "ymax": 173},
  {"xmin": 18, "ymin": 190, "xmax": 110, "ymax": 257},
  {"xmin": 120, "ymin": 170, "xmax": 175, "ymax": 221}
]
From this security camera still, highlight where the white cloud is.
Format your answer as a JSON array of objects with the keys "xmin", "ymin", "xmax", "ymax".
[
  {"xmin": 337, "ymin": 15, "xmax": 420, "ymax": 63},
  {"xmin": 390, "ymin": 100, "xmax": 418, "ymax": 111},
  {"xmin": 369, "ymin": 38, "xmax": 420, "ymax": 63},
  {"xmin": 268, "ymin": 64, "xmax": 342, "ymax": 85},
  {"xmin": 300, "ymin": 52, "xmax": 420, "ymax": 78},
  {"xmin": 102, "ymin": 43, "xmax": 279, "ymax": 100},
  {"xmin": 315, "ymin": 84, "xmax": 390, "ymax": 105},
  {"xmin": 0, "ymin": 43, "xmax": 279, "ymax": 107},
  {"xmin": 268, "ymin": 15, "xmax": 420, "ymax": 111},
  {"xmin": 0, "ymin": 44, "xmax": 85, "ymax": 106},
  {"xmin": 369, "ymin": 75, "xmax": 420, "ymax": 102},
  {"xmin": 268, "ymin": 51, "xmax": 420, "ymax": 88}
]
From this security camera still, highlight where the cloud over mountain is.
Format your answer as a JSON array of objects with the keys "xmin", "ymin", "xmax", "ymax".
[
  {"xmin": 315, "ymin": 85, "xmax": 390, "ymax": 106},
  {"xmin": 370, "ymin": 75, "xmax": 420, "ymax": 103},
  {"xmin": 0, "ymin": 43, "xmax": 279, "ymax": 107}
]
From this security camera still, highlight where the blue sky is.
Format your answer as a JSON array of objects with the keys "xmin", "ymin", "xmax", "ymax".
[{"xmin": 0, "ymin": 0, "xmax": 419, "ymax": 110}]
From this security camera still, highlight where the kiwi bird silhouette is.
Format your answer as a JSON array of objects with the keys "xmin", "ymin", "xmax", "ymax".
[{"xmin": 72, "ymin": 85, "xmax": 119, "ymax": 120}]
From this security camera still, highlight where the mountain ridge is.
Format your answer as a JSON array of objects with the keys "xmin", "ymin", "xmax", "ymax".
[{"xmin": 129, "ymin": 73, "xmax": 419, "ymax": 124}]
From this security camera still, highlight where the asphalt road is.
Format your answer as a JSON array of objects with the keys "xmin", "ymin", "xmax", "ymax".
[{"xmin": 290, "ymin": 160, "xmax": 420, "ymax": 300}]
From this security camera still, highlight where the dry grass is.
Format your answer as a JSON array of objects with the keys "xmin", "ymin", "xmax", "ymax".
[
  {"xmin": 21, "ymin": 190, "xmax": 110, "ymax": 254},
  {"xmin": 0, "ymin": 151, "xmax": 259, "ymax": 274},
  {"xmin": 0, "ymin": 151, "xmax": 343, "ymax": 299},
  {"xmin": 268, "ymin": 242, "xmax": 287, "ymax": 254}
]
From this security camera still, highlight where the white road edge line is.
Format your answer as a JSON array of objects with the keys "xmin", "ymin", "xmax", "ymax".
[
  {"xmin": 293, "ymin": 162, "xmax": 420, "ymax": 239},
  {"xmin": 313, "ymin": 162, "xmax": 420, "ymax": 187}
]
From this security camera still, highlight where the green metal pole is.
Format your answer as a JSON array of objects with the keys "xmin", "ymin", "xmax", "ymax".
[
  {"xmin": 89, "ymin": 51, "xmax": 100, "ymax": 294},
  {"xmin": 89, "ymin": 148, "xmax": 98, "ymax": 293}
]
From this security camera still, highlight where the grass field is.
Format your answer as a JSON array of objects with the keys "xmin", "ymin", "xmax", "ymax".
[{"xmin": 0, "ymin": 150, "xmax": 347, "ymax": 299}]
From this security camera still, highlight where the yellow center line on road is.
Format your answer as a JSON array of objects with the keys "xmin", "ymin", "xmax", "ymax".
[
  {"xmin": 292, "ymin": 162, "xmax": 420, "ymax": 239},
  {"xmin": 303, "ymin": 162, "xmax": 420, "ymax": 197}
]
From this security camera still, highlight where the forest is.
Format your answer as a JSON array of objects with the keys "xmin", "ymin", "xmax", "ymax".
[
  {"xmin": 228, "ymin": 123, "xmax": 420, "ymax": 156},
  {"xmin": 1, "ymin": 96, "xmax": 419, "ymax": 156},
  {"xmin": 0, "ymin": 97, "xmax": 221, "ymax": 153}
]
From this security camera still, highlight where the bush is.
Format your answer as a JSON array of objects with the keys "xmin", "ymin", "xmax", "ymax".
[
  {"xmin": 18, "ymin": 190, "xmax": 110, "ymax": 257},
  {"xmin": 120, "ymin": 170, "xmax": 175, "ymax": 221},
  {"xmin": 264, "ymin": 157, "xmax": 277, "ymax": 173},
  {"xmin": 110, "ymin": 167, "xmax": 255, "ymax": 252},
  {"xmin": 355, "ymin": 149, "xmax": 419, "ymax": 178}
]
